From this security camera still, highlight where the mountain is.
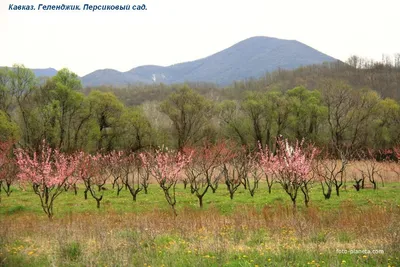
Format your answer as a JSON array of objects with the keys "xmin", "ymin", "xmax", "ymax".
[
  {"xmin": 32, "ymin": 68, "xmax": 57, "ymax": 77},
  {"xmin": 80, "ymin": 36, "xmax": 337, "ymax": 87},
  {"xmin": 0, "ymin": 67, "xmax": 57, "ymax": 78}
]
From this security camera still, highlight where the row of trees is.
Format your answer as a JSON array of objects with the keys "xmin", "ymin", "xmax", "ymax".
[
  {"xmin": 1, "ymin": 138, "xmax": 399, "ymax": 219},
  {"xmin": 1, "ymin": 64, "xmax": 400, "ymax": 154}
]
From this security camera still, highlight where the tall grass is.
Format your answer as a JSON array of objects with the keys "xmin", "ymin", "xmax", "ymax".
[
  {"xmin": 0, "ymin": 161, "xmax": 399, "ymax": 266},
  {"xmin": 0, "ymin": 202, "xmax": 399, "ymax": 266}
]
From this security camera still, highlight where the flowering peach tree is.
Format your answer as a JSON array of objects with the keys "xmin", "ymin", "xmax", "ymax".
[
  {"xmin": 260, "ymin": 138, "xmax": 317, "ymax": 208},
  {"xmin": 15, "ymin": 141, "xmax": 77, "ymax": 219},
  {"xmin": 0, "ymin": 141, "xmax": 17, "ymax": 201},
  {"xmin": 246, "ymin": 153, "xmax": 263, "ymax": 197},
  {"xmin": 121, "ymin": 152, "xmax": 145, "ymax": 202},
  {"xmin": 184, "ymin": 142, "xmax": 232, "ymax": 207},
  {"xmin": 223, "ymin": 146, "xmax": 248, "ymax": 200},
  {"xmin": 140, "ymin": 148, "xmax": 192, "ymax": 216},
  {"xmin": 104, "ymin": 151, "xmax": 125, "ymax": 196},
  {"xmin": 258, "ymin": 143, "xmax": 276, "ymax": 194},
  {"xmin": 74, "ymin": 152, "xmax": 109, "ymax": 208}
]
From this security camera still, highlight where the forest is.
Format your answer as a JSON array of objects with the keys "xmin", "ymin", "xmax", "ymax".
[{"xmin": 1, "ymin": 55, "xmax": 400, "ymax": 155}]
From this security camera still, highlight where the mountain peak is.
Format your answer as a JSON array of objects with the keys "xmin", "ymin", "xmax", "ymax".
[{"xmin": 82, "ymin": 36, "xmax": 337, "ymax": 87}]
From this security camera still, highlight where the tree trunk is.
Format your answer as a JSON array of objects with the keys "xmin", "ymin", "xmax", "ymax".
[
  {"xmin": 335, "ymin": 185, "xmax": 341, "ymax": 196},
  {"xmin": 242, "ymin": 180, "xmax": 247, "ymax": 190},
  {"xmin": 301, "ymin": 188, "xmax": 310, "ymax": 207},
  {"xmin": 250, "ymin": 190, "xmax": 255, "ymax": 197},
  {"xmin": 372, "ymin": 181, "xmax": 377, "ymax": 190},
  {"xmin": 117, "ymin": 186, "xmax": 123, "ymax": 196},
  {"xmin": 84, "ymin": 189, "xmax": 88, "ymax": 200},
  {"xmin": 171, "ymin": 204, "xmax": 177, "ymax": 216},
  {"xmin": 324, "ymin": 191, "xmax": 331, "ymax": 199},
  {"xmin": 267, "ymin": 184, "xmax": 272, "ymax": 194},
  {"xmin": 322, "ymin": 182, "xmax": 332, "ymax": 199},
  {"xmin": 353, "ymin": 179, "xmax": 362, "ymax": 191},
  {"xmin": 198, "ymin": 195, "xmax": 203, "ymax": 208},
  {"xmin": 5, "ymin": 183, "xmax": 12, "ymax": 196}
]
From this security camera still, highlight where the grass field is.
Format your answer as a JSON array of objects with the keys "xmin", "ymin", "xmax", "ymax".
[{"xmin": 0, "ymin": 181, "xmax": 400, "ymax": 266}]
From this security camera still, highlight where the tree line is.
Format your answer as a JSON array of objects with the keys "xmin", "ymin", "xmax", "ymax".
[{"xmin": 1, "ymin": 62, "xmax": 400, "ymax": 155}]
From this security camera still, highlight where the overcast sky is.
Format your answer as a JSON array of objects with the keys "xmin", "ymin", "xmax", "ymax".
[{"xmin": 1, "ymin": 0, "xmax": 399, "ymax": 76}]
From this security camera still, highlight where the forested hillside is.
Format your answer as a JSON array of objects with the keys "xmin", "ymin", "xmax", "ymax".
[
  {"xmin": 85, "ymin": 57, "xmax": 400, "ymax": 107},
  {"xmin": 1, "ymin": 58, "xmax": 400, "ymax": 155}
]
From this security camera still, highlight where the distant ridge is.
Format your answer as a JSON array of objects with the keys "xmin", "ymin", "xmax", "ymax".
[
  {"xmin": 0, "ymin": 67, "xmax": 57, "ymax": 78},
  {"xmin": 12, "ymin": 36, "xmax": 339, "ymax": 86},
  {"xmin": 32, "ymin": 68, "xmax": 58, "ymax": 77},
  {"xmin": 82, "ymin": 36, "xmax": 338, "ymax": 87}
]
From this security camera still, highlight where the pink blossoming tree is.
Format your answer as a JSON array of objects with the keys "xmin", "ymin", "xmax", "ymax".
[
  {"xmin": 246, "ymin": 153, "xmax": 263, "ymax": 197},
  {"xmin": 104, "ymin": 151, "xmax": 125, "ymax": 196},
  {"xmin": 223, "ymin": 146, "xmax": 248, "ymax": 200},
  {"xmin": 260, "ymin": 138, "xmax": 317, "ymax": 209},
  {"xmin": 0, "ymin": 140, "xmax": 17, "ymax": 202},
  {"xmin": 183, "ymin": 142, "xmax": 232, "ymax": 207},
  {"xmin": 74, "ymin": 152, "xmax": 109, "ymax": 208},
  {"xmin": 15, "ymin": 141, "xmax": 77, "ymax": 219},
  {"xmin": 121, "ymin": 152, "xmax": 145, "ymax": 202},
  {"xmin": 258, "ymin": 143, "xmax": 276, "ymax": 194},
  {"xmin": 140, "ymin": 148, "xmax": 192, "ymax": 216}
]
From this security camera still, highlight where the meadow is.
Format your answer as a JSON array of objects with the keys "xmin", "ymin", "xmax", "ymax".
[{"xmin": 1, "ymin": 179, "xmax": 399, "ymax": 267}]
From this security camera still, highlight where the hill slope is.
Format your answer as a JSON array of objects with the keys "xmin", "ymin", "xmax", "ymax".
[
  {"xmin": 32, "ymin": 68, "xmax": 57, "ymax": 77},
  {"xmin": 0, "ymin": 67, "xmax": 57, "ymax": 78},
  {"xmin": 82, "ymin": 36, "xmax": 338, "ymax": 87}
]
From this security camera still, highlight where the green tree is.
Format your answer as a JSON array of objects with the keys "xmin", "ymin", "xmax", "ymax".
[
  {"xmin": 160, "ymin": 85, "xmax": 214, "ymax": 149},
  {"xmin": 0, "ymin": 111, "xmax": 20, "ymax": 141},
  {"xmin": 322, "ymin": 80, "xmax": 357, "ymax": 151},
  {"xmin": 0, "ymin": 68, "xmax": 12, "ymax": 117},
  {"xmin": 286, "ymin": 86, "xmax": 327, "ymax": 143},
  {"xmin": 119, "ymin": 107, "xmax": 153, "ymax": 151},
  {"xmin": 50, "ymin": 69, "xmax": 84, "ymax": 151},
  {"xmin": 52, "ymin": 68, "xmax": 82, "ymax": 91},
  {"xmin": 88, "ymin": 91, "xmax": 124, "ymax": 151},
  {"xmin": 218, "ymin": 100, "xmax": 251, "ymax": 147},
  {"xmin": 8, "ymin": 65, "xmax": 36, "ymax": 146},
  {"xmin": 373, "ymin": 98, "xmax": 400, "ymax": 148},
  {"xmin": 241, "ymin": 91, "xmax": 272, "ymax": 149}
]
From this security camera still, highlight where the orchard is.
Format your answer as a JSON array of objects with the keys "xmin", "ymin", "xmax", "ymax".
[{"xmin": 0, "ymin": 138, "xmax": 400, "ymax": 266}]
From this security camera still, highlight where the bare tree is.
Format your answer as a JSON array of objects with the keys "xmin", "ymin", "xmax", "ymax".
[
  {"xmin": 357, "ymin": 150, "xmax": 383, "ymax": 190},
  {"xmin": 313, "ymin": 150, "xmax": 348, "ymax": 198}
]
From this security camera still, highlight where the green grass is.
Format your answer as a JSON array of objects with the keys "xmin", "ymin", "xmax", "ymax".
[
  {"xmin": 0, "ymin": 181, "xmax": 399, "ymax": 266},
  {"xmin": 1, "ymin": 182, "xmax": 399, "ymax": 217}
]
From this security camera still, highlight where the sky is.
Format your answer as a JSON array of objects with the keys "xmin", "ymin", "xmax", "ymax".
[{"xmin": 1, "ymin": 0, "xmax": 400, "ymax": 76}]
